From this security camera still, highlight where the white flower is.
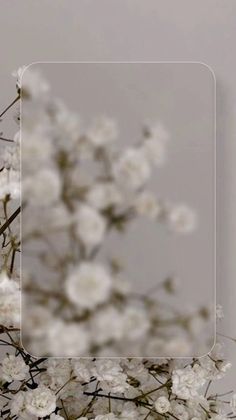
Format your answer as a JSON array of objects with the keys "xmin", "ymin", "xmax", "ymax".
[
  {"xmin": 134, "ymin": 191, "xmax": 161, "ymax": 219},
  {"xmin": 0, "ymin": 168, "xmax": 20, "ymax": 200},
  {"xmin": 230, "ymin": 394, "xmax": 236, "ymax": 414},
  {"xmin": 10, "ymin": 391, "xmax": 33, "ymax": 420},
  {"xmin": 168, "ymin": 204, "xmax": 197, "ymax": 234},
  {"xmin": 23, "ymin": 168, "xmax": 61, "ymax": 207},
  {"xmin": 65, "ymin": 262, "xmax": 112, "ymax": 310},
  {"xmin": 75, "ymin": 204, "xmax": 106, "ymax": 247},
  {"xmin": 113, "ymin": 148, "xmax": 151, "ymax": 190},
  {"xmin": 0, "ymin": 355, "xmax": 29, "ymax": 382},
  {"xmin": 142, "ymin": 138, "xmax": 166, "ymax": 166},
  {"xmin": 95, "ymin": 414, "xmax": 117, "ymax": 420},
  {"xmin": 172, "ymin": 365, "xmax": 206, "ymax": 400},
  {"xmin": 87, "ymin": 116, "xmax": 117, "ymax": 147},
  {"xmin": 72, "ymin": 359, "xmax": 92, "ymax": 383},
  {"xmin": 86, "ymin": 182, "xmax": 122, "ymax": 210},
  {"xmin": 121, "ymin": 305, "xmax": 150, "ymax": 340},
  {"xmin": 0, "ymin": 273, "xmax": 20, "ymax": 327},
  {"xmin": 47, "ymin": 320, "xmax": 89, "ymax": 357},
  {"xmin": 25, "ymin": 385, "xmax": 56, "ymax": 417},
  {"xmin": 154, "ymin": 396, "xmax": 170, "ymax": 414},
  {"xmin": 90, "ymin": 306, "xmax": 124, "ymax": 345}
]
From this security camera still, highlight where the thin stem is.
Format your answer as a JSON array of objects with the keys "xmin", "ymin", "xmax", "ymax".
[{"xmin": 0, "ymin": 94, "xmax": 20, "ymax": 119}]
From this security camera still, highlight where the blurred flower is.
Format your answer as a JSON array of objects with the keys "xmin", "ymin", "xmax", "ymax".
[
  {"xmin": 113, "ymin": 148, "xmax": 150, "ymax": 190},
  {"xmin": 65, "ymin": 262, "xmax": 112, "ymax": 309},
  {"xmin": 168, "ymin": 204, "xmax": 197, "ymax": 233},
  {"xmin": 87, "ymin": 116, "xmax": 117, "ymax": 147},
  {"xmin": 75, "ymin": 204, "xmax": 106, "ymax": 247}
]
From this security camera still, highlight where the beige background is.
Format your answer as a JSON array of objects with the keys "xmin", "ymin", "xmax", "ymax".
[{"xmin": 0, "ymin": 0, "xmax": 235, "ymax": 386}]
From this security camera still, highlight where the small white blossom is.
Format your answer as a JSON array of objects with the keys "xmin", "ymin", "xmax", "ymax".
[
  {"xmin": 134, "ymin": 191, "xmax": 161, "ymax": 219},
  {"xmin": 23, "ymin": 168, "xmax": 61, "ymax": 207},
  {"xmin": 168, "ymin": 204, "xmax": 197, "ymax": 234},
  {"xmin": 172, "ymin": 365, "xmax": 206, "ymax": 400},
  {"xmin": 86, "ymin": 182, "xmax": 122, "ymax": 210},
  {"xmin": 75, "ymin": 204, "xmax": 106, "ymax": 247},
  {"xmin": 113, "ymin": 148, "xmax": 151, "ymax": 190},
  {"xmin": 0, "ymin": 168, "xmax": 20, "ymax": 200},
  {"xmin": 154, "ymin": 396, "xmax": 170, "ymax": 414},
  {"xmin": 0, "ymin": 355, "xmax": 29, "ymax": 382},
  {"xmin": 87, "ymin": 116, "xmax": 117, "ymax": 147},
  {"xmin": 47, "ymin": 320, "xmax": 89, "ymax": 357},
  {"xmin": 25, "ymin": 385, "xmax": 56, "ymax": 417},
  {"xmin": 65, "ymin": 262, "xmax": 112, "ymax": 309}
]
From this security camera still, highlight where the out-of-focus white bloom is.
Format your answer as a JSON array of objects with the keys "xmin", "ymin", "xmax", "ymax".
[
  {"xmin": 53, "ymin": 101, "xmax": 81, "ymax": 145},
  {"xmin": 21, "ymin": 129, "xmax": 53, "ymax": 173},
  {"xmin": 0, "ymin": 355, "xmax": 29, "ymax": 383},
  {"xmin": 142, "ymin": 138, "xmax": 166, "ymax": 166},
  {"xmin": 168, "ymin": 204, "xmax": 197, "ymax": 234},
  {"xmin": 172, "ymin": 365, "xmax": 206, "ymax": 400},
  {"xmin": 47, "ymin": 320, "xmax": 89, "ymax": 357},
  {"xmin": 134, "ymin": 191, "xmax": 161, "ymax": 219},
  {"xmin": 75, "ymin": 204, "xmax": 106, "ymax": 247},
  {"xmin": 230, "ymin": 394, "xmax": 236, "ymax": 414},
  {"xmin": 95, "ymin": 414, "xmax": 118, "ymax": 420},
  {"xmin": 0, "ymin": 168, "xmax": 20, "ymax": 200},
  {"xmin": 216, "ymin": 304, "xmax": 224, "ymax": 320},
  {"xmin": 164, "ymin": 337, "xmax": 192, "ymax": 357},
  {"xmin": 13, "ymin": 66, "xmax": 50, "ymax": 98},
  {"xmin": 121, "ymin": 305, "xmax": 150, "ymax": 340},
  {"xmin": 171, "ymin": 401, "xmax": 189, "ymax": 420},
  {"xmin": 113, "ymin": 148, "xmax": 151, "ymax": 190},
  {"xmin": 10, "ymin": 391, "xmax": 33, "ymax": 420},
  {"xmin": 86, "ymin": 182, "xmax": 122, "ymax": 210},
  {"xmin": 65, "ymin": 262, "xmax": 112, "ymax": 309},
  {"xmin": 154, "ymin": 396, "xmax": 170, "ymax": 414},
  {"xmin": 23, "ymin": 168, "xmax": 61, "ymax": 207},
  {"xmin": 90, "ymin": 306, "xmax": 124, "ymax": 345},
  {"xmin": 25, "ymin": 385, "xmax": 56, "ymax": 417},
  {"xmin": 87, "ymin": 116, "xmax": 117, "ymax": 147}
]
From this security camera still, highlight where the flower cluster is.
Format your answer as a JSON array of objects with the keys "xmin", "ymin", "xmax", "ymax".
[
  {"xmin": 0, "ymin": 67, "xmax": 233, "ymax": 420},
  {"xmin": 10, "ymin": 67, "xmax": 207, "ymax": 358}
]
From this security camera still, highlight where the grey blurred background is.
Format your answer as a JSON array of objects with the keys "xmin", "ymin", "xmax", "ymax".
[{"xmin": 0, "ymin": 0, "xmax": 235, "ymax": 386}]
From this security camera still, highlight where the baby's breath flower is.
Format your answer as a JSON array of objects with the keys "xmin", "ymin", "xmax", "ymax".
[{"xmin": 65, "ymin": 262, "xmax": 112, "ymax": 309}]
